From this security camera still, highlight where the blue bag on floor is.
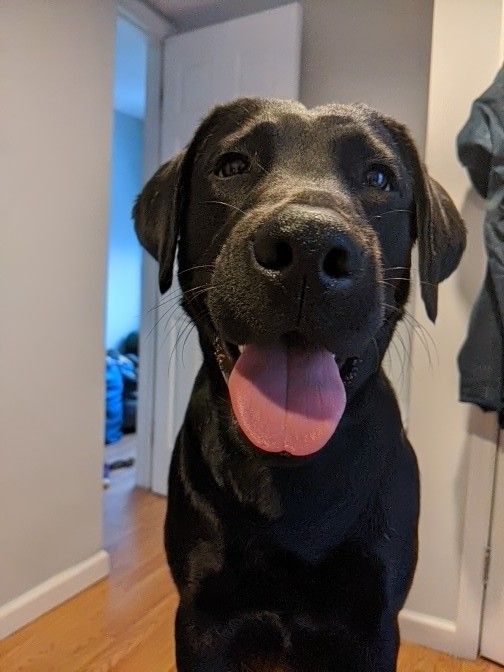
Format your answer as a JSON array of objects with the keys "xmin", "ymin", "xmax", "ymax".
[{"xmin": 105, "ymin": 355, "xmax": 123, "ymax": 444}]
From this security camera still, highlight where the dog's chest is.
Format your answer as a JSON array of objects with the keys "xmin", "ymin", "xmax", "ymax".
[
  {"xmin": 266, "ymin": 493, "xmax": 364, "ymax": 563},
  {"xmin": 265, "ymin": 440, "xmax": 383, "ymax": 562},
  {"xmin": 198, "ymin": 517, "xmax": 392, "ymax": 627}
]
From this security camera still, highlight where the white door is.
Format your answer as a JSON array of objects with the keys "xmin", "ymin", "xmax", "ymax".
[
  {"xmin": 151, "ymin": 3, "xmax": 302, "ymax": 495},
  {"xmin": 481, "ymin": 430, "xmax": 504, "ymax": 666}
]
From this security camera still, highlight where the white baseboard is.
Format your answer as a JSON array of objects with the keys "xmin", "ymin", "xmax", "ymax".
[
  {"xmin": 0, "ymin": 550, "xmax": 110, "ymax": 640},
  {"xmin": 400, "ymin": 608, "xmax": 456, "ymax": 649},
  {"xmin": 399, "ymin": 608, "xmax": 477, "ymax": 660}
]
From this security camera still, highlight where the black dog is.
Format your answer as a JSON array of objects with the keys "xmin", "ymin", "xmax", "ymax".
[{"xmin": 134, "ymin": 98, "xmax": 465, "ymax": 672}]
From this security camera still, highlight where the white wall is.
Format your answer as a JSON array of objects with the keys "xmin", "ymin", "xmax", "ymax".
[
  {"xmin": 0, "ymin": 0, "xmax": 116, "ymax": 636},
  {"xmin": 403, "ymin": 0, "xmax": 504, "ymax": 657}
]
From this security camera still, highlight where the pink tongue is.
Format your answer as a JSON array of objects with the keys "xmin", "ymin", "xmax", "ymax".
[{"xmin": 228, "ymin": 343, "xmax": 346, "ymax": 456}]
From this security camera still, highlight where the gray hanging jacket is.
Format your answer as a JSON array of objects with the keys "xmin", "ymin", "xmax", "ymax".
[{"xmin": 457, "ymin": 67, "xmax": 504, "ymax": 420}]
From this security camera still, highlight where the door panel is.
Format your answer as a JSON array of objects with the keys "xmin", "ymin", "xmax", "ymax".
[
  {"xmin": 481, "ymin": 431, "xmax": 504, "ymax": 666},
  {"xmin": 151, "ymin": 3, "xmax": 302, "ymax": 495}
]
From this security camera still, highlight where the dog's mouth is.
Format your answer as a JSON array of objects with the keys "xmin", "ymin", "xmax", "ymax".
[{"xmin": 214, "ymin": 334, "xmax": 361, "ymax": 458}]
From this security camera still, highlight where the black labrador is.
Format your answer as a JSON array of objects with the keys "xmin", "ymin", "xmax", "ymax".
[{"xmin": 134, "ymin": 98, "xmax": 466, "ymax": 672}]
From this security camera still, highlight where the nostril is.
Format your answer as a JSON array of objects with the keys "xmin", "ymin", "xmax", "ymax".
[
  {"xmin": 323, "ymin": 246, "xmax": 351, "ymax": 280},
  {"xmin": 254, "ymin": 235, "xmax": 293, "ymax": 271}
]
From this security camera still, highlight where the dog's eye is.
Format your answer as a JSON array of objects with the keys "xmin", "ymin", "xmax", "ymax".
[
  {"xmin": 365, "ymin": 166, "xmax": 395, "ymax": 192},
  {"xmin": 215, "ymin": 153, "xmax": 250, "ymax": 179}
]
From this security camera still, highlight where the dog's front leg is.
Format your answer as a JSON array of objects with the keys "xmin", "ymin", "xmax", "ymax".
[
  {"xmin": 175, "ymin": 603, "xmax": 239, "ymax": 672},
  {"xmin": 288, "ymin": 612, "xmax": 400, "ymax": 672},
  {"xmin": 175, "ymin": 602, "xmax": 294, "ymax": 672}
]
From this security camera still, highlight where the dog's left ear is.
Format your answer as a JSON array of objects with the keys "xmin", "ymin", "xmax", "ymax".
[
  {"xmin": 133, "ymin": 152, "xmax": 185, "ymax": 294},
  {"xmin": 380, "ymin": 116, "xmax": 466, "ymax": 322}
]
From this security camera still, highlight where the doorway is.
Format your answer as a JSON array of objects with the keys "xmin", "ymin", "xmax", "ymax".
[{"xmin": 103, "ymin": 14, "xmax": 148, "ymax": 488}]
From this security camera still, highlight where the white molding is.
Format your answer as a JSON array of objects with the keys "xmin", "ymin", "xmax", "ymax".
[
  {"xmin": 480, "ymin": 428, "xmax": 504, "ymax": 663},
  {"xmin": 0, "ymin": 551, "xmax": 110, "ymax": 640},
  {"xmin": 400, "ymin": 609, "xmax": 458, "ymax": 654},
  {"xmin": 453, "ymin": 412, "xmax": 498, "ymax": 659},
  {"xmin": 136, "ymin": 254, "xmax": 159, "ymax": 489},
  {"xmin": 135, "ymin": 32, "xmax": 163, "ymax": 489}
]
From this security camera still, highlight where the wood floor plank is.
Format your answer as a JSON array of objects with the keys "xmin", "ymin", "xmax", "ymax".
[
  {"xmin": 398, "ymin": 642, "xmax": 502, "ymax": 671},
  {"xmin": 0, "ymin": 469, "xmax": 501, "ymax": 671}
]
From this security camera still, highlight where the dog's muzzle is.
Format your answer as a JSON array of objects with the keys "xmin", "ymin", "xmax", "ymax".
[{"xmin": 209, "ymin": 206, "xmax": 380, "ymax": 458}]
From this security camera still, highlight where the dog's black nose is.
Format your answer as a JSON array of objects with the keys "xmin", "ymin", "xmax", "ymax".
[{"xmin": 252, "ymin": 219, "xmax": 360, "ymax": 288}]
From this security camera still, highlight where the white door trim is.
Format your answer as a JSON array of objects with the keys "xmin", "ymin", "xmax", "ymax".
[
  {"xmin": 400, "ymin": 408, "xmax": 499, "ymax": 658},
  {"xmin": 117, "ymin": 0, "xmax": 176, "ymax": 489},
  {"xmin": 480, "ymin": 428, "xmax": 504, "ymax": 663}
]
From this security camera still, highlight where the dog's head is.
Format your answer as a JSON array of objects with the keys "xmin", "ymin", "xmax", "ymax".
[{"xmin": 134, "ymin": 98, "xmax": 465, "ymax": 458}]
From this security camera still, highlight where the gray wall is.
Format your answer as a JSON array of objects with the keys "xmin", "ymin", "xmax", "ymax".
[
  {"xmin": 298, "ymin": 0, "xmax": 434, "ymax": 419},
  {"xmin": 0, "ymin": 0, "xmax": 115, "ymax": 605},
  {"xmin": 300, "ymin": 0, "xmax": 434, "ymax": 150}
]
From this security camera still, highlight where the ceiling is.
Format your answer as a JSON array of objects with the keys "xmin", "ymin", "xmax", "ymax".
[{"xmin": 144, "ymin": 0, "xmax": 292, "ymax": 32}]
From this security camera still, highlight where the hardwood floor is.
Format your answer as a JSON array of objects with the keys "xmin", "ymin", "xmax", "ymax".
[{"xmin": 1, "ymin": 469, "xmax": 501, "ymax": 671}]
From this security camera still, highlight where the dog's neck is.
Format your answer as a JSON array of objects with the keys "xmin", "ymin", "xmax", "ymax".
[
  {"xmin": 186, "ymin": 311, "xmax": 404, "ymax": 529},
  {"xmin": 183, "ymin": 359, "xmax": 404, "ymax": 561}
]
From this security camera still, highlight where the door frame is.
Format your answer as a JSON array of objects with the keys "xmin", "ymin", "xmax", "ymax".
[
  {"xmin": 480, "ymin": 427, "xmax": 504, "ymax": 663},
  {"xmin": 117, "ymin": 0, "xmax": 175, "ymax": 489}
]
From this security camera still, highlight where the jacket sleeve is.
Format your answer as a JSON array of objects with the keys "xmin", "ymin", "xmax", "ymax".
[{"xmin": 457, "ymin": 66, "xmax": 504, "ymax": 200}]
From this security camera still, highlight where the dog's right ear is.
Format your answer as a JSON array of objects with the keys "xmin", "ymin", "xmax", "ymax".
[
  {"xmin": 133, "ymin": 152, "xmax": 185, "ymax": 294},
  {"xmin": 134, "ymin": 98, "xmax": 264, "ymax": 293}
]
